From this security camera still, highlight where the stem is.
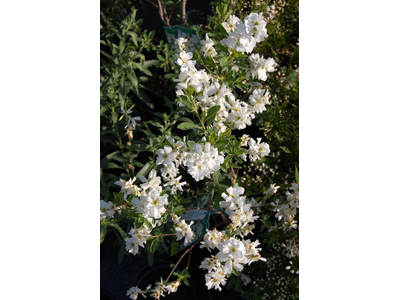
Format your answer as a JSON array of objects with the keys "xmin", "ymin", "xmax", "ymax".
[
  {"xmin": 230, "ymin": 165, "xmax": 237, "ymax": 185},
  {"xmin": 187, "ymin": 246, "xmax": 193, "ymax": 268},
  {"xmin": 164, "ymin": 235, "xmax": 203, "ymax": 284},
  {"xmin": 164, "ymin": 216, "xmax": 230, "ymax": 285},
  {"xmin": 181, "ymin": 0, "xmax": 187, "ymax": 25},
  {"xmin": 156, "ymin": 0, "xmax": 171, "ymax": 27}
]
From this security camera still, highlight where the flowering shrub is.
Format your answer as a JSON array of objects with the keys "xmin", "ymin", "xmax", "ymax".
[{"xmin": 101, "ymin": 0, "xmax": 298, "ymax": 299}]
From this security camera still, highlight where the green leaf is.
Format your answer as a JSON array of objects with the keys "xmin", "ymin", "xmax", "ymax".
[
  {"xmin": 214, "ymin": 44, "xmax": 229, "ymax": 54},
  {"xmin": 117, "ymin": 239, "xmax": 126, "ymax": 264},
  {"xmin": 177, "ymin": 122, "xmax": 201, "ymax": 130},
  {"xmin": 128, "ymin": 32, "xmax": 138, "ymax": 47},
  {"xmin": 232, "ymin": 267, "xmax": 239, "ymax": 276},
  {"xmin": 205, "ymin": 105, "xmax": 220, "ymax": 127},
  {"xmin": 130, "ymin": 142, "xmax": 149, "ymax": 152},
  {"xmin": 229, "ymin": 162, "xmax": 239, "ymax": 169},
  {"xmin": 103, "ymin": 162, "xmax": 124, "ymax": 169},
  {"xmin": 178, "ymin": 95, "xmax": 193, "ymax": 111},
  {"xmin": 235, "ymin": 82, "xmax": 248, "ymax": 90},
  {"xmin": 135, "ymin": 218, "xmax": 144, "ymax": 230},
  {"xmin": 216, "ymin": 22, "xmax": 228, "ymax": 36},
  {"xmin": 100, "ymin": 224, "xmax": 107, "ymax": 244},
  {"xmin": 127, "ymin": 70, "xmax": 139, "ymax": 95},
  {"xmin": 170, "ymin": 240, "xmax": 179, "ymax": 256},
  {"xmin": 133, "ymin": 62, "xmax": 152, "ymax": 76},
  {"xmin": 234, "ymin": 156, "xmax": 243, "ymax": 164},
  {"xmin": 280, "ymin": 146, "xmax": 292, "ymax": 154},
  {"xmin": 214, "ymin": 170, "xmax": 225, "ymax": 183},
  {"xmin": 127, "ymin": 211, "xmax": 140, "ymax": 219},
  {"xmin": 183, "ymin": 278, "xmax": 190, "ymax": 286},
  {"xmin": 136, "ymin": 162, "xmax": 152, "ymax": 179},
  {"xmin": 295, "ymin": 166, "xmax": 299, "ymax": 183},
  {"xmin": 157, "ymin": 54, "xmax": 166, "ymax": 62},
  {"xmin": 174, "ymin": 206, "xmax": 185, "ymax": 215},
  {"xmin": 143, "ymin": 218, "xmax": 153, "ymax": 231},
  {"xmin": 147, "ymin": 250, "xmax": 154, "ymax": 267},
  {"xmin": 235, "ymin": 62, "xmax": 248, "ymax": 69},
  {"xmin": 137, "ymin": 90, "xmax": 154, "ymax": 109},
  {"xmin": 220, "ymin": 164, "xmax": 227, "ymax": 173},
  {"xmin": 119, "ymin": 38, "xmax": 125, "ymax": 53},
  {"xmin": 220, "ymin": 56, "xmax": 230, "ymax": 67},
  {"xmin": 107, "ymin": 222, "xmax": 128, "ymax": 239},
  {"xmin": 150, "ymin": 238, "xmax": 158, "ymax": 254},
  {"xmin": 143, "ymin": 59, "xmax": 159, "ymax": 68},
  {"xmin": 113, "ymin": 192, "xmax": 123, "ymax": 203}
]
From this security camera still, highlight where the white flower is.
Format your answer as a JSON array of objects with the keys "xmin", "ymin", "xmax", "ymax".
[
  {"xmin": 165, "ymin": 280, "xmax": 180, "ymax": 294},
  {"xmin": 114, "ymin": 177, "xmax": 142, "ymax": 200},
  {"xmin": 177, "ymin": 50, "xmax": 196, "ymax": 68},
  {"xmin": 156, "ymin": 145, "xmax": 177, "ymax": 166},
  {"xmin": 240, "ymin": 134, "xmax": 251, "ymax": 147},
  {"xmin": 205, "ymin": 267, "xmax": 227, "ymax": 291},
  {"xmin": 164, "ymin": 175, "xmax": 186, "ymax": 193},
  {"xmin": 200, "ymin": 228, "xmax": 225, "ymax": 251},
  {"xmin": 125, "ymin": 116, "xmax": 141, "ymax": 130},
  {"xmin": 264, "ymin": 183, "xmax": 280, "ymax": 197},
  {"xmin": 200, "ymin": 33, "xmax": 217, "ymax": 57},
  {"xmin": 216, "ymin": 238, "xmax": 249, "ymax": 274},
  {"xmin": 257, "ymin": 57, "xmax": 278, "ymax": 81},
  {"xmin": 248, "ymin": 137, "xmax": 270, "ymax": 161},
  {"xmin": 199, "ymin": 255, "xmax": 221, "ymax": 271},
  {"xmin": 142, "ymin": 190, "xmax": 168, "ymax": 219},
  {"xmin": 222, "ymin": 15, "xmax": 241, "ymax": 34},
  {"xmin": 100, "ymin": 200, "xmax": 116, "ymax": 218},
  {"xmin": 125, "ymin": 224, "xmax": 151, "ymax": 255},
  {"xmin": 139, "ymin": 169, "xmax": 162, "ymax": 192},
  {"xmin": 126, "ymin": 286, "xmax": 146, "ymax": 300},
  {"xmin": 239, "ymin": 273, "xmax": 251, "ymax": 286},
  {"xmin": 249, "ymin": 88, "xmax": 270, "ymax": 114},
  {"xmin": 121, "ymin": 107, "xmax": 133, "ymax": 114},
  {"xmin": 244, "ymin": 12, "xmax": 268, "ymax": 42},
  {"xmin": 175, "ymin": 219, "xmax": 195, "ymax": 246}
]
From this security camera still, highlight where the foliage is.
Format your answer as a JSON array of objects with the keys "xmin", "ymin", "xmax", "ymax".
[{"xmin": 100, "ymin": 0, "xmax": 299, "ymax": 299}]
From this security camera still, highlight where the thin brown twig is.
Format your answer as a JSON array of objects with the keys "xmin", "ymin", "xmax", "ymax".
[
  {"xmin": 164, "ymin": 235, "xmax": 203, "ymax": 284},
  {"xmin": 143, "ymin": 0, "xmax": 158, "ymax": 8},
  {"xmin": 187, "ymin": 246, "xmax": 193, "ymax": 268},
  {"xmin": 182, "ymin": 0, "xmax": 187, "ymax": 24},
  {"xmin": 164, "ymin": 218, "xmax": 230, "ymax": 285}
]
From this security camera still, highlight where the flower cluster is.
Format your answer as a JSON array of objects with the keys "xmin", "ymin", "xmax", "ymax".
[
  {"xmin": 270, "ymin": 183, "xmax": 299, "ymax": 230},
  {"xmin": 127, "ymin": 278, "xmax": 182, "ymax": 300},
  {"xmin": 101, "ymin": 9, "xmax": 298, "ymax": 299},
  {"xmin": 248, "ymin": 53, "xmax": 279, "ymax": 81},
  {"xmin": 200, "ymin": 33, "xmax": 217, "ymax": 57},
  {"xmin": 174, "ymin": 59, "xmax": 274, "ymax": 133},
  {"xmin": 124, "ymin": 224, "xmax": 151, "ymax": 255},
  {"xmin": 264, "ymin": 183, "xmax": 280, "ymax": 198},
  {"xmin": 200, "ymin": 231, "xmax": 266, "ymax": 291},
  {"xmin": 220, "ymin": 13, "xmax": 268, "ymax": 53},
  {"xmin": 171, "ymin": 213, "xmax": 195, "ymax": 246},
  {"xmin": 219, "ymin": 186, "xmax": 258, "ymax": 229},
  {"xmin": 197, "ymin": 185, "xmax": 266, "ymax": 291},
  {"xmin": 238, "ymin": 136, "xmax": 271, "ymax": 162},
  {"xmin": 265, "ymin": 0, "xmax": 287, "ymax": 23},
  {"xmin": 114, "ymin": 177, "xmax": 142, "ymax": 200},
  {"xmin": 156, "ymin": 139, "xmax": 224, "ymax": 182},
  {"xmin": 126, "ymin": 286, "xmax": 147, "ymax": 300},
  {"xmin": 167, "ymin": 30, "xmax": 202, "ymax": 64},
  {"xmin": 100, "ymin": 200, "xmax": 117, "ymax": 218},
  {"xmin": 116, "ymin": 169, "xmax": 196, "ymax": 256},
  {"xmin": 173, "ymin": 12, "xmax": 278, "ymax": 136}
]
